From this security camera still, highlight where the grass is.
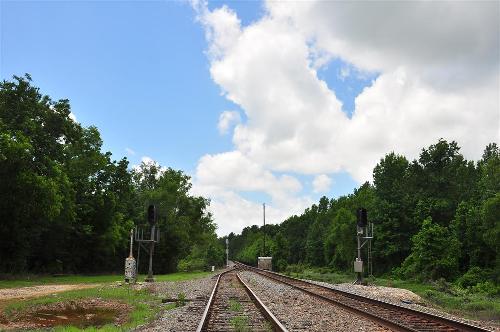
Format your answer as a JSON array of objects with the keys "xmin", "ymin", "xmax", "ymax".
[
  {"xmin": 288, "ymin": 267, "xmax": 500, "ymax": 321},
  {"xmin": 229, "ymin": 299, "xmax": 242, "ymax": 312},
  {"xmin": 372, "ymin": 277, "xmax": 500, "ymax": 321},
  {"xmin": 0, "ymin": 271, "xmax": 213, "ymax": 289},
  {"xmin": 0, "ymin": 270, "xmax": 215, "ymax": 331},
  {"xmin": 230, "ymin": 315, "xmax": 249, "ymax": 332},
  {"xmin": 286, "ymin": 268, "xmax": 353, "ymax": 284},
  {"xmin": 3, "ymin": 285, "xmax": 165, "ymax": 331}
]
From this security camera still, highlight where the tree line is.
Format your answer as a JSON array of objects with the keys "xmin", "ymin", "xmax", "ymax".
[
  {"xmin": 226, "ymin": 139, "xmax": 499, "ymax": 290},
  {"xmin": 0, "ymin": 75, "xmax": 223, "ymax": 274}
]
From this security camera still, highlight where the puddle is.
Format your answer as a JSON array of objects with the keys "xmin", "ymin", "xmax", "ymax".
[
  {"xmin": 2, "ymin": 299, "xmax": 132, "ymax": 330},
  {"xmin": 26, "ymin": 306, "xmax": 118, "ymax": 328}
]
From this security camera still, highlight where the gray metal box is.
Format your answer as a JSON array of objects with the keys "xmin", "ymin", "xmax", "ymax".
[{"xmin": 354, "ymin": 259, "xmax": 363, "ymax": 273}]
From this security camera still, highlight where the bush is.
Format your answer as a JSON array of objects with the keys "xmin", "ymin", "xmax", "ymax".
[
  {"xmin": 285, "ymin": 263, "xmax": 307, "ymax": 274},
  {"xmin": 471, "ymin": 281, "xmax": 500, "ymax": 297},
  {"xmin": 457, "ymin": 267, "xmax": 489, "ymax": 288},
  {"xmin": 177, "ymin": 258, "xmax": 206, "ymax": 272},
  {"xmin": 400, "ymin": 218, "xmax": 459, "ymax": 281}
]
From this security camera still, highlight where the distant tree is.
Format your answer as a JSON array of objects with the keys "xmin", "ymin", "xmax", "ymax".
[
  {"xmin": 372, "ymin": 152, "xmax": 413, "ymax": 272},
  {"xmin": 408, "ymin": 139, "xmax": 477, "ymax": 227}
]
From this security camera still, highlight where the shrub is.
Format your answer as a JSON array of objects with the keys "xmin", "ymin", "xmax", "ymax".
[
  {"xmin": 471, "ymin": 281, "xmax": 500, "ymax": 297},
  {"xmin": 400, "ymin": 218, "xmax": 459, "ymax": 281},
  {"xmin": 457, "ymin": 267, "xmax": 489, "ymax": 288},
  {"xmin": 177, "ymin": 257, "xmax": 206, "ymax": 272}
]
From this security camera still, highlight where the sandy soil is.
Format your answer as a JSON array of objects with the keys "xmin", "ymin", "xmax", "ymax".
[{"xmin": 0, "ymin": 284, "xmax": 99, "ymax": 301}]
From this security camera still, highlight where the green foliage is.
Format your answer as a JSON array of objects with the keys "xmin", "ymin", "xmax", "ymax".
[
  {"xmin": 0, "ymin": 75, "xmax": 221, "ymax": 274},
  {"xmin": 324, "ymin": 208, "xmax": 356, "ymax": 269},
  {"xmin": 176, "ymin": 292, "xmax": 186, "ymax": 307},
  {"xmin": 401, "ymin": 218, "xmax": 459, "ymax": 280},
  {"xmin": 228, "ymin": 138, "xmax": 498, "ymax": 288}
]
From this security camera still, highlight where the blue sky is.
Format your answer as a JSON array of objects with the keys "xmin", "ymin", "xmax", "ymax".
[
  {"xmin": 3, "ymin": 1, "xmax": 495, "ymax": 234},
  {"xmin": 1, "ymin": 0, "xmax": 362, "ymax": 192}
]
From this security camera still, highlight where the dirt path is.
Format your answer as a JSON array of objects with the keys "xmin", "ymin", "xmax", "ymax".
[{"xmin": 0, "ymin": 284, "xmax": 100, "ymax": 302}]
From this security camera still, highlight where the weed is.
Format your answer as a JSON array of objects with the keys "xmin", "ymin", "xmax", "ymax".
[
  {"xmin": 229, "ymin": 299, "xmax": 242, "ymax": 312},
  {"xmin": 230, "ymin": 316, "xmax": 249, "ymax": 332},
  {"xmin": 176, "ymin": 292, "xmax": 186, "ymax": 307}
]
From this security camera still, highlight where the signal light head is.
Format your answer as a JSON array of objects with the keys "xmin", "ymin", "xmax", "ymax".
[
  {"xmin": 148, "ymin": 205, "xmax": 156, "ymax": 225},
  {"xmin": 357, "ymin": 208, "xmax": 367, "ymax": 228}
]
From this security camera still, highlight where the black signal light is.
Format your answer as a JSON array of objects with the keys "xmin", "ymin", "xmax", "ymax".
[
  {"xmin": 148, "ymin": 205, "xmax": 156, "ymax": 225},
  {"xmin": 357, "ymin": 208, "xmax": 367, "ymax": 228}
]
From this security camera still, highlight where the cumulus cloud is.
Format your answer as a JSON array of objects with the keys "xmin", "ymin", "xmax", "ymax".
[
  {"xmin": 191, "ymin": 0, "xmax": 500, "ymax": 235},
  {"xmin": 267, "ymin": 1, "xmax": 499, "ymax": 90},
  {"xmin": 218, "ymin": 110, "xmax": 241, "ymax": 134},
  {"xmin": 313, "ymin": 174, "xmax": 332, "ymax": 193}
]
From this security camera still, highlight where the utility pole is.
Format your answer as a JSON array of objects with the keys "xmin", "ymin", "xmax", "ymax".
[{"xmin": 263, "ymin": 203, "xmax": 266, "ymax": 256}]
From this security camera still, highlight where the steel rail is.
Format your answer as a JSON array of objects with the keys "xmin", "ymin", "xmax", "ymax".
[
  {"xmin": 195, "ymin": 269, "xmax": 230, "ymax": 332},
  {"xmin": 196, "ymin": 267, "xmax": 287, "ymax": 332},
  {"xmin": 236, "ymin": 273, "xmax": 289, "ymax": 332},
  {"xmin": 236, "ymin": 262, "xmax": 491, "ymax": 332}
]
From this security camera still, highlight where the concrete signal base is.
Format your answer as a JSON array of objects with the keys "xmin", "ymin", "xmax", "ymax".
[{"xmin": 258, "ymin": 256, "xmax": 272, "ymax": 270}]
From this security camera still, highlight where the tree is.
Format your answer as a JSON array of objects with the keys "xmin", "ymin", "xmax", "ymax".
[
  {"xmin": 324, "ymin": 208, "xmax": 356, "ymax": 270},
  {"xmin": 401, "ymin": 218, "xmax": 459, "ymax": 280},
  {"xmin": 132, "ymin": 161, "xmax": 220, "ymax": 273},
  {"xmin": 372, "ymin": 152, "xmax": 414, "ymax": 272},
  {"xmin": 481, "ymin": 194, "xmax": 500, "ymax": 279},
  {"xmin": 408, "ymin": 139, "xmax": 477, "ymax": 226}
]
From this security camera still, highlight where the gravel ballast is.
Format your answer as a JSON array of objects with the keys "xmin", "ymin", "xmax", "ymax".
[
  {"xmin": 240, "ymin": 270, "xmax": 390, "ymax": 332},
  {"xmin": 306, "ymin": 279, "xmax": 499, "ymax": 332},
  {"xmin": 134, "ymin": 274, "xmax": 218, "ymax": 332}
]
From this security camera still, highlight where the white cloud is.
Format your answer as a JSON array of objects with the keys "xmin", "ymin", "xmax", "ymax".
[
  {"xmin": 195, "ymin": 151, "xmax": 302, "ymax": 203},
  {"xmin": 69, "ymin": 112, "xmax": 77, "ymax": 122},
  {"xmin": 191, "ymin": 0, "xmax": 500, "ymax": 235},
  {"xmin": 267, "ymin": 1, "xmax": 499, "ymax": 90},
  {"xmin": 125, "ymin": 147, "xmax": 136, "ymax": 156},
  {"xmin": 312, "ymin": 174, "xmax": 332, "ymax": 193},
  {"xmin": 218, "ymin": 110, "xmax": 241, "ymax": 134},
  {"xmin": 191, "ymin": 182, "xmax": 312, "ymax": 235}
]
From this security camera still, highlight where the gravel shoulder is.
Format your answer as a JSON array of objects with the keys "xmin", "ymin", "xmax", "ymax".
[
  {"xmin": 305, "ymin": 279, "xmax": 500, "ymax": 332},
  {"xmin": 134, "ymin": 272, "xmax": 219, "ymax": 331}
]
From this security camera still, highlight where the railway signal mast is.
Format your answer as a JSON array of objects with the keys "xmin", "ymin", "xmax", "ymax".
[
  {"xmin": 226, "ymin": 238, "xmax": 229, "ymax": 267},
  {"xmin": 354, "ymin": 208, "xmax": 373, "ymax": 285},
  {"xmin": 258, "ymin": 203, "xmax": 272, "ymax": 270},
  {"xmin": 135, "ymin": 204, "xmax": 160, "ymax": 282}
]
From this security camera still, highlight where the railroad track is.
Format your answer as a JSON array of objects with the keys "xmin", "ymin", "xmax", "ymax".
[
  {"xmin": 196, "ymin": 268, "xmax": 287, "ymax": 332},
  {"xmin": 235, "ymin": 262, "xmax": 492, "ymax": 332}
]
